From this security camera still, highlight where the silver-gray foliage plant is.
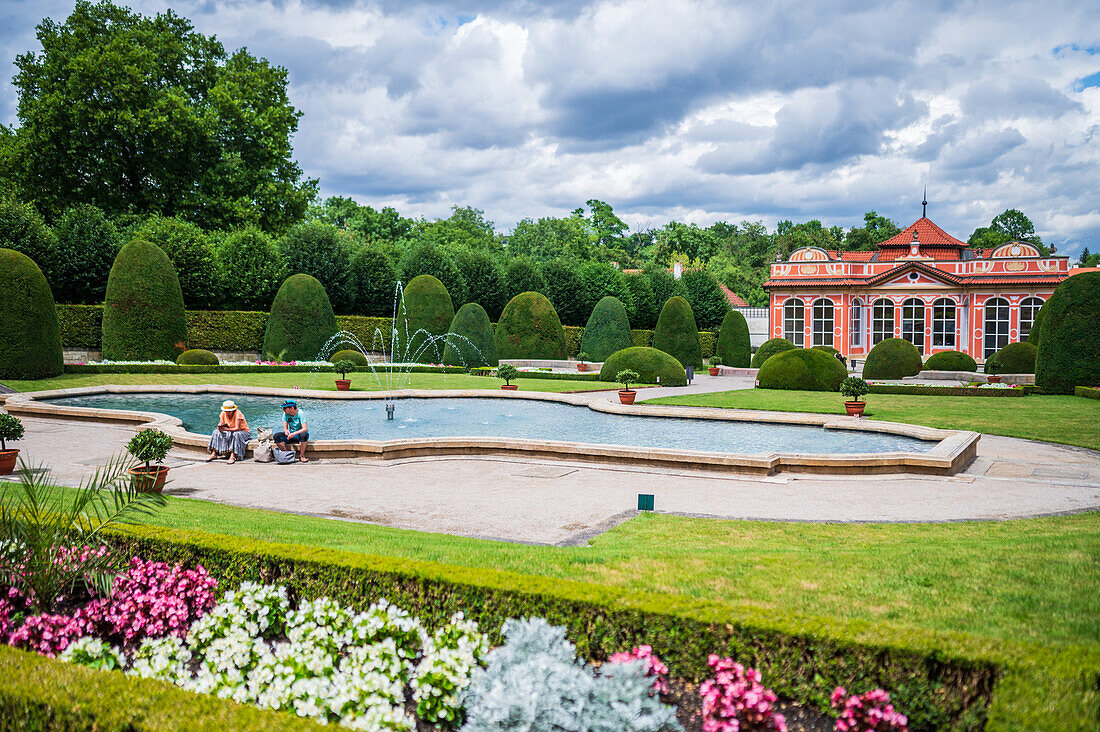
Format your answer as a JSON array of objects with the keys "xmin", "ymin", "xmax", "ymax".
[{"xmin": 460, "ymin": 617, "xmax": 682, "ymax": 732}]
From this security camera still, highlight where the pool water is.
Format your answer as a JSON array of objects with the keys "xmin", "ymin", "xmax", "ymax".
[{"xmin": 44, "ymin": 394, "xmax": 933, "ymax": 456}]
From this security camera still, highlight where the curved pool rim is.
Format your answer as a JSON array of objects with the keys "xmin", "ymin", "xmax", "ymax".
[{"xmin": 1, "ymin": 386, "xmax": 980, "ymax": 476}]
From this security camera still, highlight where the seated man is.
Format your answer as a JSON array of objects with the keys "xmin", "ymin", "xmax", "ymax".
[
  {"xmin": 274, "ymin": 399, "xmax": 309, "ymax": 463},
  {"xmin": 206, "ymin": 400, "xmax": 250, "ymax": 465}
]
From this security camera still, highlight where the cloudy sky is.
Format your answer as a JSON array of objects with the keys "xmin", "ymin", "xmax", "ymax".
[{"xmin": 2, "ymin": 1, "xmax": 1099, "ymax": 257}]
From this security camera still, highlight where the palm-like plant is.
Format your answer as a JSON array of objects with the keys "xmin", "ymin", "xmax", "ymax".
[{"xmin": 0, "ymin": 455, "xmax": 167, "ymax": 613}]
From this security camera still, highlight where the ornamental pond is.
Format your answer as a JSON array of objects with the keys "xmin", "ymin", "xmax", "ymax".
[{"xmin": 44, "ymin": 393, "xmax": 933, "ymax": 456}]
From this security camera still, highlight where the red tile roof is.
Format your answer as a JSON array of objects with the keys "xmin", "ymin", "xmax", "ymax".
[
  {"xmin": 1069, "ymin": 267, "xmax": 1100, "ymax": 275},
  {"xmin": 718, "ymin": 283, "xmax": 749, "ymax": 307},
  {"xmin": 878, "ymin": 217, "xmax": 967, "ymax": 249}
]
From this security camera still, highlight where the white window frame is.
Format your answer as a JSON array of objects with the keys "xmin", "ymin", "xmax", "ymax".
[
  {"xmin": 984, "ymin": 298, "xmax": 1011, "ymax": 357},
  {"xmin": 901, "ymin": 298, "xmax": 925, "ymax": 354},
  {"xmin": 850, "ymin": 299, "xmax": 863, "ymax": 349},
  {"xmin": 932, "ymin": 298, "xmax": 956, "ymax": 349},
  {"xmin": 811, "ymin": 298, "xmax": 834, "ymax": 348},
  {"xmin": 872, "ymin": 299, "xmax": 894, "ymax": 345},
  {"xmin": 783, "ymin": 298, "xmax": 805, "ymax": 347},
  {"xmin": 1019, "ymin": 297, "xmax": 1044, "ymax": 341}
]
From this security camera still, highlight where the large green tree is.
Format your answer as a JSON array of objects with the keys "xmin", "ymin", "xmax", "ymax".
[
  {"xmin": 3, "ymin": 0, "xmax": 316, "ymax": 232},
  {"xmin": 968, "ymin": 209, "xmax": 1046, "ymax": 254}
]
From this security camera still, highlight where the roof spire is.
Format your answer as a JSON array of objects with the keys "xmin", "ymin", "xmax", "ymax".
[{"xmin": 922, "ymin": 186, "xmax": 928, "ymax": 218}]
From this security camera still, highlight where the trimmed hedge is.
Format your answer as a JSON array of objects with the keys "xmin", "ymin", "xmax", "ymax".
[
  {"xmin": 580, "ymin": 296, "xmax": 633, "ymax": 362},
  {"xmin": 924, "ymin": 350, "xmax": 977, "ymax": 372},
  {"xmin": 757, "ymin": 348, "xmax": 847, "ymax": 392},
  {"xmin": 185, "ymin": 310, "xmax": 268, "ymax": 352},
  {"xmin": 652, "ymin": 296, "xmax": 703, "ymax": 368},
  {"xmin": 63, "ymin": 364, "xmax": 466, "ymax": 375},
  {"xmin": 863, "ymin": 338, "xmax": 923, "ymax": 380},
  {"xmin": 396, "ymin": 274, "xmax": 455, "ymax": 364},
  {"xmin": 176, "ymin": 349, "xmax": 219, "ymax": 365},
  {"xmin": 985, "ymin": 342, "xmax": 1037, "ymax": 375},
  {"xmin": 599, "ymin": 346, "xmax": 687, "ymax": 387},
  {"xmin": 496, "ymin": 291, "xmax": 568, "ymax": 360},
  {"xmin": 442, "ymin": 302, "xmax": 498, "ymax": 367},
  {"xmin": 94, "ymin": 524, "xmax": 1012, "ymax": 730},
  {"xmin": 716, "ymin": 310, "xmax": 751, "ymax": 367},
  {"xmin": 867, "ymin": 385, "xmax": 1027, "ymax": 397},
  {"xmin": 1074, "ymin": 386, "xmax": 1100, "ymax": 400},
  {"xmin": 1036, "ymin": 271, "xmax": 1100, "ymax": 394},
  {"xmin": 102, "ymin": 240, "xmax": 188, "ymax": 361},
  {"xmin": 0, "ymin": 248, "xmax": 64, "ymax": 379},
  {"xmin": 750, "ymin": 338, "xmax": 795, "ymax": 369},
  {"xmin": 328, "ymin": 349, "xmax": 369, "ymax": 366},
  {"xmin": 262, "ymin": 274, "xmax": 339, "ymax": 362}
]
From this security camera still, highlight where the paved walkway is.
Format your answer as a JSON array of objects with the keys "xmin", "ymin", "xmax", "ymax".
[{"xmin": 6, "ymin": 405, "xmax": 1098, "ymax": 545}]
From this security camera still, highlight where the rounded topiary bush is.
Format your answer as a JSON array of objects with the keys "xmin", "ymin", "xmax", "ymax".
[
  {"xmin": 987, "ymin": 341, "xmax": 1037, "ymax": 375},
  {"xmin": 750, "ymin": 338, "xmax": 795, "ymax": 369},
  {"xmin": 924, "ymin": 350, "xmax": 977, "ymax": 372},
  {"xmin": 812, "ymin": 345, "xmax": 846, "ymax": 367},
  {"xmin": 862, "ymin": 338, "xmax": 923, "ymax": 380},
  {"xmin": 757, "ymin": 348, "xmax": 847, "ymax": 392},
  {"xmin": 329, "ymin": 349, "xmax": 369, "ymax": 366},
  {"xmin": 176, "ymin": 349, "xmax": 219, "ymax": 365},
  {"xmin": 716, "ymin": 310, "xmax": 751, "ymax": 368},
  {"xmin": 397, "ymin": 274, "xmax": 455, "ymax": 363},
  {"xmin": 262, "ymin": 274, "xmax": 338, "ymax": 362},
  {"xmin": 0, "ymin": 248, "xmax": 63, "ymax": 379},
  {"xmin": 652, "ymin": 296, "xmax": 702, "ymax": 368},
  {"xmin": 1036, "ymin": 272, "xmax": 1100, "ymax": 393},
  {"xmin": 599, "ymin": 347, "xmax": 687, "ymax": 387},
  {"xmin": 442, "ymin": 303, "xmax": 498, "ymax": 367},
  {"xmin": 580, "ymin": 296, "xmax": 633, "ymax": 362},
  {"xmin": 495, "ymin": 291, "xmax": 568, "ymax": 360},
  {"xmin": 102, "ymin": 240, "xmax": 188, "ymax": 361}
]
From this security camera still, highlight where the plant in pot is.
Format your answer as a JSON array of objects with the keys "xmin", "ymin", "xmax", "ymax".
[
  {"xmin": 497, "ymin": 363, "xmax": 520, "ymax": 390},
  {"xmin": 0, "ymin": 413, "xmax": 24, "ymax": 475},
  {"xmin": 839, "ymin": 376, "xmax": 870, "ymax": 417},
  {"xmin": 127, "ymin": 429, "xmax": 174, "ymax": 493},
  {"xmin": 616, "ymin": 369, "xmax": 640, "ymax": 405},
  {"xmin": 332, "ymin": 359, "xmax": 357, "ymax": 391},
  {"xmin": 576, "ymin": 351, "xmax": 592, "ymax": 372},
  {"xmin": 707, "ymin": 356, "xmax": 722, "ymax": 376}
]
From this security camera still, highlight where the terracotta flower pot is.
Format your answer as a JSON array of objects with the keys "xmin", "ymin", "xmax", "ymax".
[
  {"xmin": 986, "ymin": 375, "xmax": 1001, "ymax": 383},
  {"xmin": 708, "ymin": 367, "xmax": 720, "ymax": 376},
  {"xmin": 0, "ymin": 449, "xmax": 19, "ymax": 476},
  {"xmin": 844, "ymin": 400, "xmax": 866, "ymax": 417},
  {"xmin": 501, "ymin": 384, "xmax": 518, "ymax": 390},
  {"xmin": 618, "ymin": 390, "xmax": 637, "ymax": 405},
  {"xmin": 129, "ymin": 465, "xmax": 170, "ymax": 493},
  {"xmin": 335, "ymin": 379, "xmax": 351, "ymax": 391},
  {"xmin": 576, "ymin": 363, "xmax": 588, "ymax": 372}
]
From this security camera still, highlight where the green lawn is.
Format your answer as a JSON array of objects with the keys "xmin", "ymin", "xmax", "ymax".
[
  {"xmin": 649, "ymin": 389, "xmax": 1100, "ymax": 451},
  {"xmin": 119, "ymin": 493, "xmax": 1099, "ymax": 652},
  {"xmin": 2, "ymin": 372, "xmax": 620, "ymax": 394}
]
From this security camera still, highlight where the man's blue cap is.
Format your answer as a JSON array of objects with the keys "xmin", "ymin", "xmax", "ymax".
[{"xmin": 280, "ymin": 399, "xmax": 297, "ymax": 409}]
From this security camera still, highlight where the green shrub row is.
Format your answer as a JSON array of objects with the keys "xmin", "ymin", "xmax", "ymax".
[
  {"xmin": 867, "ymin": 385, "xmax": 1028, "ymax": 398},
  {"xmin": 96, "ymin": 523, "xmax": 1002, "ymax": 730},
  {"xmin": 56, "ymin": 303, "xmax": 104, "ymax": 348},
  {"xmin": 63, "ymin": 364, "xmax": 466, "ymax": 375},
  {"xmin": 0, "ymin": 645, "xmax": 326, "ymax": 731},
  {"xmin": 1074, "ymin": 386, "xmax": 1100, "ymax": 400},
  {"xmin": 186, "ymin": 310, "xmax": 268, "ymax": 351}
]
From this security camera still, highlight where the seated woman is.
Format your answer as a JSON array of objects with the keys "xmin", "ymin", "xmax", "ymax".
[{"xmin": 206, "ymin": 400, "xmax": 250, "ymax": 464}]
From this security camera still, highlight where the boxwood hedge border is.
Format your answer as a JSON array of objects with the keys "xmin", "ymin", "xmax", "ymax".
[
  {"xmin": 1075, "ymin": 386, "xmax": 1100, "ymax": 400},
  {"xmin": 868, "ymin": 385, "xmax": 1028, "ymax": 398}
]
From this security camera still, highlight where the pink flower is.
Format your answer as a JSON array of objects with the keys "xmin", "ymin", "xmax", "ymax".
[
  {"xmin": 607, "ymin": 644, "xmax": 670, "ymax": 693},
  {"xmin": 831, "ymin": 687, "xmax": 908, "ymax": 732}
]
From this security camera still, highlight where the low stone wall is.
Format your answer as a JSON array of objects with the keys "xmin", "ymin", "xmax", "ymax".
[{"xmin": 917, "ymin": 370, "xmax": 1035, "ymax": 385}]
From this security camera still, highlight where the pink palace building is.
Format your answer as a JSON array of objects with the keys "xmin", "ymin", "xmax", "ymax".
[{"xmin": 762, "ymin": 215, "xmax": 1073, "ymax": 362}]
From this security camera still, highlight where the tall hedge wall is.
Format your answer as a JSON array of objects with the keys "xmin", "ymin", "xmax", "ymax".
[
  {"xmin": 101, "ymin": 240, "xmax": 188, "ymax": 361},
  {"xmin": 0, "ymin": 248, "xmax": 64, "ymax": 379}
]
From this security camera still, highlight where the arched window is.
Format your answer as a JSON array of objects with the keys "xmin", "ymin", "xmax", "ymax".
[
  {"xmin": 783, "ymin": 298, "xmax": 805, "ymax": 347},
  {"xmin": 811, "ymin": 299, "xmax": 834, "ymax": 348},
  {"xmin": 872, "ymin": 299, "xmax": 895, "ymax": 345},
  {"xmin": 984, "ymin": 298, "xmax": 1011, "ymax": 357},
  {"xmin": 932, "ymin": 298, "xmax": 956, "ymax": 349},
  {"xmin": 1019, "ymin": 297, "xmax": 1044, "ymax": 340},
  {"xmin": 850, "ymin": 299, "xmax": 864, "ymax": 349},
  {"xmin": 901, "ymin": 298, "xmax": 925, "ymax": 354}
]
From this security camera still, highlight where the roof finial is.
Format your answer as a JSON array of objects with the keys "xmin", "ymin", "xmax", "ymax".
[{"xmin": 922, "ymin": 185, "xmax": 928, "ymax": 218}]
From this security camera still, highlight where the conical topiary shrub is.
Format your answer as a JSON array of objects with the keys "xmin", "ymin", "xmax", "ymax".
[
  {"xmin": 442, "ymin": 303, "xmax": 497, "ymax": 367},
  {"xmin": 750, "ymin": 338, "xmax": 795, "ymax": 369},
  {"xmin": 1036, "ymin": 271, "xmax": 1100, "ymax": 393},
  {"xmin": 652, "ymin": 296, "xmax": 702, "ymax": 368},
  {"xmin": 262, "ymin": 274, "xmax": 338, "ymax": 362},
  {"xmin": 396, "ymin": 274, "xmax": 455, "ymax": 363},
  {"xmin": 102, "ymin": 240, "xmax": 187, "ymax": 361},
  {"xmin": 579, "ymin": 296, "xmax": 632, "ymax": 362},
  {"xmin": 716, "ymin": 310, "xmax": 751, "ymax": 367},
  {"xmin": 496, "ymin": 292, "xmax": 568, "ymax": 360},
  {"xmin": 862, "ymin": 338, "xmax": 923, "ymax": 380},
  {"xmin": 0, "ymin": 248, "xmax": 63, "ymax": 379}
]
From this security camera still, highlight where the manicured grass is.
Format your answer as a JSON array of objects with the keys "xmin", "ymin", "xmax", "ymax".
[
  {"xmin": 1, "ymin": 372, "xmax": 620, "ymax": 394},
  {"xmin": 649, "ymin": 389, "xmax": 1100, "ymax": 451},
  {"xmin": 117, "ymin": 493, "xmax": 1099, "ymax": 651}
]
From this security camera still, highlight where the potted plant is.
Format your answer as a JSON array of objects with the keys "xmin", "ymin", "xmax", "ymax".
[
  {"xmin": 0, "ymin": 413, "xmax": 24, "ymax": 475},
  {"xmin": 576, "ymin": 351, "xmax": 592, "ymax": 372},
  {"xmin": 127, "ymin": 428, "xmax": 174, "ymax": 492},
  {"xmin": 839, "ymin": 376, "xmax": 870, "ymax": 417},
  {"xmin": 707, "ymin": 356, "xmax": 722, "ymax": 376},
  {"xmin": 616, "ymin": 369, "xmax": 640, "ymax": 405},
  {"xmin": 497, "ymin": 363, "xmax": 520, "ymax": 390},
  {"xmin": 332, "ymin": 359, "xmax": 357, "ymax": 391}
]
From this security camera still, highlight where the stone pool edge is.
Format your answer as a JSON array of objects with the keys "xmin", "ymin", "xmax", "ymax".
[{"xmin": 1, "ymin": 386, "xmax": 979, "ymax": 476}]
